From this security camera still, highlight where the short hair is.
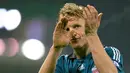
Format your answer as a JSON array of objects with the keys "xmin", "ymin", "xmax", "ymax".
[{"xmin": 59, "ymin": 3, "xmax": 84, "ymax": 18}]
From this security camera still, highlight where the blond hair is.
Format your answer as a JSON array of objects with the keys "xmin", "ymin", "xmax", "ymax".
[{"xmin": 59, "ymin": 3, "xmax": 84, "ymax": 18}]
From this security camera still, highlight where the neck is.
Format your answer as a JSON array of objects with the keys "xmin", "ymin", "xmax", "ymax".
[{"xmin": 73, "ymin": 45, "xmax": 90, "ymax": 59}]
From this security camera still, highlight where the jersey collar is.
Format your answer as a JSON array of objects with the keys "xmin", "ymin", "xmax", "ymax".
[{"xmin": 68, "ymin": 52, "xmax": 92, "ymax": 60}]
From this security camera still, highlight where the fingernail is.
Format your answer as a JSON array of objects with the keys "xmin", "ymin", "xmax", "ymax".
[{"xmin": 87, "ymin": 4, "xmax": 90, "ymax": 6}]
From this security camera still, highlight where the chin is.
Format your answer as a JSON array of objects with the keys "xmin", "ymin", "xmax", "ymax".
[
  {"xmin": 70, "ymin": 42, "xmax": 88, "ymax": 49},
  {"xmin": 71, "ymin": 43, "xmax": 83, "ymax": 49}
]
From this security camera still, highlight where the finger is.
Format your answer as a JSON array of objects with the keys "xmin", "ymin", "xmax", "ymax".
[
  {"xmin": 90, "ymin": 5, "xmax": 98, "ymax": 19},
  {"xmin": 87, "ymin": 5, "xmax": 98, "ymax": 19},
  {"xmin": 83, "ymin": 7, "xmax": 87, "ymax": 19},
  {"xmin": 61, "ymin": 17, "xmax": 68, "ymax": 28},
  {"xmin": 98, "ymin": 13, "xmax": 103, "ymax": 22},
  {"xmin": 87, "ymin": 5, "xmax": 93, "ymax": 18},
  {"xmin": 97, "ymin": 13, "xmax": 103, "ymax": 26},
  {"xmin": 58, "ymin": 14, "xmax": 64, "ymax": 21},
  {"xmin": 55, "ymin": 14, "xmax": 64, "ymax": 30},
  {"xmin": 54, "ymin": 21, "xmax": 62, "ymax": 32},
  {"xmin": 84, "ymin": 7, "xmax": 92, "ymax": 19},
  {"xmin": 55, "ymin": 17, "xmax": 68, "ymax": 31}
]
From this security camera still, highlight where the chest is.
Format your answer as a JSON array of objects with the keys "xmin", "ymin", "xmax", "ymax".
[{"xmin": 64, "ymin": 59, "xmax": 95, "ymax": 73}]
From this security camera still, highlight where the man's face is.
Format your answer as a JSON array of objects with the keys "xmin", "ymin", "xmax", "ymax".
[{"xmin": 65, "ymin": 16, "xmax": 88, "ymax": 49}]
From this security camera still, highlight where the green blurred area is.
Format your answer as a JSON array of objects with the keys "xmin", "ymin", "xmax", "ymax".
[{"xmin": 0, "ymin": 0, "xmax": 130, "ymax": 73}]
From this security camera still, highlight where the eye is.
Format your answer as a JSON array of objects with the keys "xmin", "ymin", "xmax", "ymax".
[
  {"xmin": 65, "ymin": 27, "xmax": 70, "ymax": 31},
  {"xmin": 73, "ymin": 25, "xmax": 81, "ymax": 29}
]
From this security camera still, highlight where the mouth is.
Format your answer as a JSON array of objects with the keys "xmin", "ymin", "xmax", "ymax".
[
  {"xmin": 70, "ymin": 33, "xmax": 81, "ymax": 43},
  {"xmin": 70, "ymin": 38, "xmax": 79, "ymax": 43}
]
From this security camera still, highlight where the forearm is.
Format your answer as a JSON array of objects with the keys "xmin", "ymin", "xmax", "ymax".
[
  {"xmin": 87, "ymin": 34, "xmax": 118, "ymax": 73},
  {"xmin": 38, "ymin": 45, "xmax": 62, "ymax": 73}
]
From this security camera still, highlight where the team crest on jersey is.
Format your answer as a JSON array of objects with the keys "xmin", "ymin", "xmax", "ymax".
[{"xmin": 92, "ymin": 66, "xmax": 99, "ymax": 73}]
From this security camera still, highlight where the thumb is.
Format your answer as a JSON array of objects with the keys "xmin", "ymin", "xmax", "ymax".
[{"xmin": 97, "ymin": 13, "xmax": 103, "ymax": 26}]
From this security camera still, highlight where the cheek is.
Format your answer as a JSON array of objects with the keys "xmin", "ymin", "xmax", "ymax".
[
  {"xmin": 77, "ymin": 29, "xmax": 86, "ymax": 36},
  {"xmin": 75, "ymin": 32, "xmax": 85, "ymax": 39}
]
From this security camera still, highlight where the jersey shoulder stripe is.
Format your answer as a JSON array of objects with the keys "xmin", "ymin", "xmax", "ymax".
[{"xmin": 105, "ymin": 46, "xmax": 121, "ymax": 62}]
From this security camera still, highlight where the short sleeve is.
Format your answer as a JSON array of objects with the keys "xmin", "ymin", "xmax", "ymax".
[
  {"xmin": 105, "ymin": 46, "xmax": 124, "ymax": 73},
  {"xmin": 55, "ymin": 55, "xmax": 64, "ymax": 73}
]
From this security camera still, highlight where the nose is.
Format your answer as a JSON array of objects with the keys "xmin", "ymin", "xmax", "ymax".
[
  {"xmin": 72, "ymin": 32, "xmax": 77, "ymax": 37},
  {"xmin": 69, "ymin": 28, "xmax": 76, "ymax": 36},
  {"xmin": 69, "ymin": 29, "xmax": 80, "ymax": 39}
]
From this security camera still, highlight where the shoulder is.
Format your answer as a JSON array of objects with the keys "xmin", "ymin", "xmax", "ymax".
[
  {"xmin": 104, "ymin": 46, "xmax": 124, "ymax": 72},
  {"xmin": 104, "ymin": 46, "xmax": 120, "ymax": 52},
  {"xmin": 104, "ymin": 46, "xmax": 122, "ymax": 60},
  {"xmin": 104, "ymin": 46, "xmax": 121, "ymax": 55},
  {"xmin": 104, "ymin": 46, "xmax": 123, "ymax": 66},
  {"xmin": 57, "ymin": 54, "xmax": 69, "ymax": 62}
]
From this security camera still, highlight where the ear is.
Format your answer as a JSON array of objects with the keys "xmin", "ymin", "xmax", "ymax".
[{"xmin": 98, "ymin": 13, "xmax": 103, "ymax": 26}]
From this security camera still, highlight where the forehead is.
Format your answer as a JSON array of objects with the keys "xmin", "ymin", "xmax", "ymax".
[{"xmin": 67, "ymin": 17, "xmax": 85, "ymax": 26}]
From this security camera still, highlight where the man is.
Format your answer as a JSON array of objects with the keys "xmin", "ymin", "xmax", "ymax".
[{"xmin": 39, "ymin": 3, "xmax": 124, "ymax": 73}]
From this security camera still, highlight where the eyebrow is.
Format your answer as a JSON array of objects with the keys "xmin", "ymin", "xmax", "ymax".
[
  {"xmin": 65, "ymin": 24, "xmax": 81, "ymax": 29},
  {"xmin": 67, "ymin": 23, "xmax": 80, "ymax": 27}
]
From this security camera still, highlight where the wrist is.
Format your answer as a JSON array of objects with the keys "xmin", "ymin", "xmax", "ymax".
[
  {"xmin": 51, "ymin": 44, "xmax": 63, "ymax": 53},
  {"xmin": 86, "ymin": 32, "xmax": 98, "ymax": 36},
  {"xmin": 86, "ymin": 34, "xmax": 99, "ymax": 44},
  {"xmin": 86, "ymin": 34, "xmax": 103, "ymax": 51},
  {"xmin": 85, "ymin": 29, "xmax": 98, "ymax": 36}
]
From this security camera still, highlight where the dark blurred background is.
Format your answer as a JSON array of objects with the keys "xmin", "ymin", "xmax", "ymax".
[{"xmin": 0, "ymin": 0, "xmax": 129, "ymax": 73}]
